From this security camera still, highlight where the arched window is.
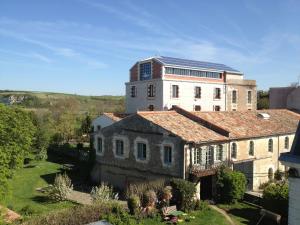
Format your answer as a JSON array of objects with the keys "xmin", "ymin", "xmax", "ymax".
[
  {"xmin": 231, "ymin": 143, "xmax": 237, "ymax": 159},
  {"xmin": 249, "ymin": 141, "xmax": 254, "ymax": 156},
  {"xmin": 268, "ymin": 139, "xmax": 273, "ymax": 152},
  {"xmin": 284, "ymin": 137, "xmax": 289, "ymax": 149},
  {"xmin": 268, "ymin": 168, "xmax": 274, "ymax": 180},
  {"xmin": 216, "ymin": 145, "xmax": 223, "ymax": 161}
]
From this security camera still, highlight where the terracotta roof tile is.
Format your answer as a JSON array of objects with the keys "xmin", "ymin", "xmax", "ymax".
[
  {"xmin": 103, "ymin": 112, "xmax": 129, "ymax": 122},
  {"xmin": 191, "ymin": 109, "xmax": 300, "ymax": 139},
  {"xmin": 137, "ymin": 111, "xmax": 227, "ymax": 143}
]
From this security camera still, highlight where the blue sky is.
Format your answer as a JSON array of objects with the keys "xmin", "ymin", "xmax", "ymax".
[{"xmin": 1, "ymin": 0, "xmax": 300, "ymax": 95}]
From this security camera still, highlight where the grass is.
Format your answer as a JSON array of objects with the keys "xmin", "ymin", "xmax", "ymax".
[
  {"xmin": 218, "ymin": 202, "xmax": 279, "ymax": 225},
  {"xmin": 1, "ymin": 160, "xmax": 76, "ymax": 217}
]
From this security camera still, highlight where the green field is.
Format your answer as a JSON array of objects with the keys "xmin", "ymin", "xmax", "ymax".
[
  {"xmin": 1, "ymin": 160, "xmax": 76, "ymax": 217},
  {"xmin": 0, "ymin": 90, "xmax": 125, "ymax": 115}
]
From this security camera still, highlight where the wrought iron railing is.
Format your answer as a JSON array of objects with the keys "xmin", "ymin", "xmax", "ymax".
[{"xmin": 189, "ymin": 160, "xmax": 232, "ymax": 176}]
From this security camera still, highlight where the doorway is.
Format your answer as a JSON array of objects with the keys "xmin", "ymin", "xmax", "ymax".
[{"xmin": 200, "ymin": 175, "xmax": 213, "ymax": 200}]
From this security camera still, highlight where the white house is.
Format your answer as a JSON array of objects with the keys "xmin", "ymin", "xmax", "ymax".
[{"xmin": 126, "ymin": 56, "xmax": 256, "ymax": 113}]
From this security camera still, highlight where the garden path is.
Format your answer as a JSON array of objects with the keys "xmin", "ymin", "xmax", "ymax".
[{"xmin": 209, "ymin": 205, "xmax": 236, "ymax": 225}]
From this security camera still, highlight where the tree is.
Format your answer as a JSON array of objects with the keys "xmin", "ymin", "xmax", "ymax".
[
  {"xmin": 257, "ymin": 90, "xmax": 269, "ymax": 109},
  {"xmin": 216, "ymin": 166, "xmax": 247, "ymax": 203},
  {"xmin": 0, "ymin": 104, "xmax": 36, "ymax": 197}
]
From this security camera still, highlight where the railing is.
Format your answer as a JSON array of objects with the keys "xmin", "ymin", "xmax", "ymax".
[{"xmin": 189, "ymin": 160, "xmax": 232, "ymax": 177}]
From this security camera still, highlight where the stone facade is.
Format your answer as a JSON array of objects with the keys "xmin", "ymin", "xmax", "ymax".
[
  {"xmin": 226, "ymin": 79, "xmax": 257, "ymax": 111},
  {"xmin": 91, "ymin": 115, "xmax": 185, "ymax": 189}
]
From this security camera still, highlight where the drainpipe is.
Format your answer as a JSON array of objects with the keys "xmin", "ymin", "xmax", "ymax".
[
  {"xmin": 277, "ymin": 136, "xmax": 280, "ymax": 170},
  {"xmin": 183, "ymin": 143, "xmax": 186, "ymax": 180}
]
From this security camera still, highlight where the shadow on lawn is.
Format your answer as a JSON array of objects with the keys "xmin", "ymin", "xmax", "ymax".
[
  {"xmin": 226, "ymin": 205, "xmax": 283, "ymax": 225},
  {"xmin": 31, "ymin": 195, "xmax": 50, "ymax": 204}
]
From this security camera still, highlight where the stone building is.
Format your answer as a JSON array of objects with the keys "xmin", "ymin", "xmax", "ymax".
[
  {"xmin": 126, "ymin": 56, "xmax": 256, "ymax": 113},
  {"xmin": 91, "ymin": 107, "xmax": 300, "ymax": 198}
]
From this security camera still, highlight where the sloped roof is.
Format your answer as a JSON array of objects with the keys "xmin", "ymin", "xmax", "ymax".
[
  {"xmin": 154, "ymin": 56, "xmax": 241, "ymax": 73},
  {"xmin": 103, "ymin": 113, "xmax": 129, "ymax": 122},
  {"xmin": 137, "ymin": 111, "xmax": 228, "ymax": 143},
  {"xmin": 191, "ymin": 109, "xmax": 300, "ymax": 139}
]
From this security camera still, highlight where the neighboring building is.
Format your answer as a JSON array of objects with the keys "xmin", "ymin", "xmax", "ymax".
[
  {"xmin": 126, "ymin": 56, "xmax": 256, "ymax": 113},
  {"xmin": 91, "ymin": 108, "xmax": 300, "ymax": 198},
  {"xmin": 270, "ymin": 86, "xmax": 300, "ymax": 112},
  {"xmin": 91, "ymin": 113, "xmax": 128, "ymax": 132},
  {"xmin": 280, "ymin": 122, "xmax": 300, "ymax": 225}
]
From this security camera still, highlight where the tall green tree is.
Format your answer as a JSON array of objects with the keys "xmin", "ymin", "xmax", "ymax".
[{"xmin": 0, "ymin": 104, "xmax": 36, "ymax": 198}]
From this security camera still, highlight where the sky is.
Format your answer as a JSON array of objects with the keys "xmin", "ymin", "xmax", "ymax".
[{"xmin": 1, "ymin": 0, "xmax": 300, "ymax": 95}]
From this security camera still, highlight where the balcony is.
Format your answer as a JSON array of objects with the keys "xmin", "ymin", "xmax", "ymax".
[{"xmin": 189, "ymin": 160, "xmax": 231, "ymax": 178}]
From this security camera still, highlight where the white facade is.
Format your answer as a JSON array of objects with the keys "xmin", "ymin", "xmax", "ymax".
[
  {"xmin": 92, "ymin": 115, "xmax": 116, "ymax": 132},
  {"xmin": 126, "ymin": 78, "xmax": 226, "ymax": 113}
]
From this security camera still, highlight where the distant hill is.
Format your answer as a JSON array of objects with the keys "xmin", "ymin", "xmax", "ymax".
[{"xmin": 0, "ymin": 90, "xmax": 125, "ymax": 116}]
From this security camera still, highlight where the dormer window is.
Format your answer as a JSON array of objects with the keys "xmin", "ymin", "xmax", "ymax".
[{"xmin": 139, "ymin": 62, "xmax": 151, "ymax": 80}]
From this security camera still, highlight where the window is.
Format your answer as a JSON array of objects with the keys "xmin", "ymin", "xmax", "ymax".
[
  {"xmin": 97, "ymin": 137, "xmax": 102, "ymax": 153},
  {"xmin": 231, "ymin": 143, "xmax": 237, "ymax": 159},
  {"xmin": 194, "ymin": 105, "xmax": 201, "ymax": 111},
  {"xmin": 249, "ymin": 141, "xmax": 254, "ymax": 156},
  {"xmin": 214, "ymin": 106, "xmax": 221, "ymax": 111},
  {"xmin": 214, "ymin": 88, "xmax": 221, "ymax": 99},
  {"xmin": 216, "ymin": 145, "xmax": 223, "ymax": 161},
  {"xmin": 247, "ymin": 91, "xmax": 252, "ymax": 104},
  {"xmin": 172, "ymin": 85, "xmax": 179, "ymax": 98},
  {"xmin": 147, "ymin": 84, "xmax": 155, "ymax": 97},
  {"xmin": 284, "ymin": 137, "xmax": 289, "ymax": 149},
  {"xmin": 148, "ymin": 105, "xmax": 154, "ymax": 111},
  {"xmin": 137, "ymin": 142, "xmax": 147, "ymax": 160},
  {"xmin": 268, "ymin": 139, "xmax": 273, "ymax": 152},
  {"xmin": 193, "ymin": 148, "xmax": 201, "ymax": 164},
  {"xmin": 139, "ymin": 62, "xmax": 151, "ymax": 80},
  {"xmin": 163, "ymin": 146, "xmax": 172, "ymax": 165},
  {"xmin": 195, "ymin": 86, "xmax": 201, "ymax": 98},
  {"xmin": 268, "ymin": 168, "xmax": 274, "ymax": 180},
  {"xmin": 115, "ymin": 140, "xmax": 124, "ymax": 156},
  {"xmin": 232, "ymin": 90, "xmax": 237, "ymax": 104},
  {"xmin": 97, "ymin": 125, "xmax": 101, "ymax": 131},
  {"xmin": 165, "ymin": 67, "xmax": 221, "ymax": 79},
  {"xmin": 130, "ymin": 86, "xmax": 136, "ymax": 97}
]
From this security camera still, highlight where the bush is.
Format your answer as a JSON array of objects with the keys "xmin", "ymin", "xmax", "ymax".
[
  {"xmin": 22, "ymin": 203, "xmax": 117, "ymax": 225},
  {"xmin": 102, "ymin": 204, "xmax": 136, "ymax": 225},
  {"xmin": 142, "ymin": 190, "xmax": 157, "ymax": 208},
  {"xmin": 47, "ymin": 173, "xmax": 73, "ymax": 201},
  {"xmin": 90, "ymin": 183, "xmax": 118, "ymax": 203},
  {"xmin": 20, "ymin": 205, "xmax": 37, "ymax": 216},
  {"xmin": 127, "ymin": 195, "xmax": 140, "ymax": 215},
  {"xmin": 274, "ymin": 169, "xmax": 283, "ymax": 181},
  {"xmin": 216, "ymin": 167, "xmax": 247, "ymax": 203},
  {"xmin": 194, "ymin": 199, "xmax": 209, "ymax": 211},
  {"xmin": 170, "ymin": 178, "xmax": 196, "ymax": 212},
  {"xmin": 125, "ymin": 179, "xmax": 165, "ymax": 200},
  {"xmin": 262, "ymin": 182, "xmax": 288, "ymax": 216}
]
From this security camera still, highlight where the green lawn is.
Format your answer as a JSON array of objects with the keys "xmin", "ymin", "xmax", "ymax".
[
  {"xmin": 1, "ymin": 160, "xmax": 75, "ymax": 217},
  {"xmin": 218, "ymin": 202, "xmax": 279, "ymax": 225},
  {"xmin": 135, "ymin": 208, "xmax": 230, "ymax": 225}
]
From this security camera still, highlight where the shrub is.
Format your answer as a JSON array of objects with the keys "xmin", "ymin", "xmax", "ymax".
[
  {"xmin": 194, "ymin": 199, "xmax": 209, "ymax": 211},
  {"xmin": 20, "ymin": 205, "xmax": 37, "ymax": 216},
  {"xmin": 47, "ymin": 173, "xmax": 73, "ymax": 201},
  {"xmin": 142, "ymin": 190, "xmax": 157, "ymax": 208},
  {"xmin": 127, "ymin": 195, "xmax": 140, "ymax": 215},
  {"xmin": 216, "ymin": 167, "xmax": 247, "ymax": 203},
  {"xmin": 90, "ymin": 183, "xmax": 118, "ymax": 203},
  {"xmin": 262, "ymin": 182, "xmax": 288, "ymax": 216},
  {"xmin": 22, "ymin": 203, "xmax": 117, "ymax": 225},
  {"xmin": 125, "ymin": 179, "xmax": 165, "ymax": 200},
  {"xmin": 274, "ymin": 169, "xmax": 283, "ymax": 181},
  {"xmin": 170, "ymin": 178, "xmax": 196, "ymax": 212}
]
